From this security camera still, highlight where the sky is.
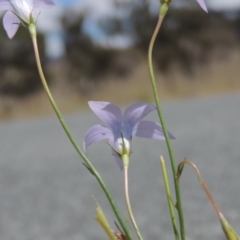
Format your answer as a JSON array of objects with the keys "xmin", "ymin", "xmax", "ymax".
[
  {"xmin": 36, "ymin": 0, "xmax": 240, "ymax": 32},
  {"xmin": 207, "ymin": 0, "xmax": 240, "ymax": 10},
  {"xmin": 55, "ymin": 0, "xmax": 240, "ymax": 11},
  {"xmin": 36, "ymin": 0, "xmax": 240, "ymax": 58}
]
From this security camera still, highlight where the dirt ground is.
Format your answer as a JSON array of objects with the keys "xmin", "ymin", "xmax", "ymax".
[{"xmin": 0, "ymin": 48, "xmax": 240, "ymax": 121}]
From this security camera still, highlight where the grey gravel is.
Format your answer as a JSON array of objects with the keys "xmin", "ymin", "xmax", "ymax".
[{"xmin": 0, "ymin": 94, "xmax": 240, "ymax": 240}]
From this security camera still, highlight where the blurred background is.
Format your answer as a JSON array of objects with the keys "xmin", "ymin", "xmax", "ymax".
[
  {"xmin": 0, "ymin": 0, "xmax": 240, "ymax": 119},
  {"xmin": 0, "ymin": 1, "xmax": 240, "ymax": 239}
]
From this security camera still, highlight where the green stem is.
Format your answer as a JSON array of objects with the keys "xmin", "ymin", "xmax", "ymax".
[
  {"xmin": 124, "ymin": 165, "xmax": 143, "ymax": 240},
  {"xmin": 160, "ymin": 156, "xmax": 180, "ymax": 240},
  {"xmin": 28, "ymin": 24, "xmax": 131, "ymax": 240},
  {"xmin": 147, "ymin": 6, "xmax": 185, "ymax": 240}
]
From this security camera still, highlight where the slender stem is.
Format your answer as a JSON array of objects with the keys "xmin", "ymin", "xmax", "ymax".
[
  {"xmin": 160, "ymin": 156, "xmax": 180, "ymax": 240},
  {"xmin": 177, "ymin": 160, "xmax": 221, "ymax": 218},
  {"xmin": 29, "ymin": 25, "xmax": 131, "ymax": 240},
  {"xmin": 148, "ymin": 7, "xmax": 185, "ymax": 240},
  {"xmin": 177, "ymin": 160, "xmax": 240, "ymax": 240},
  {"xmin": 124, "ymin": 166, "xmax": 143, "ymax": 240}
]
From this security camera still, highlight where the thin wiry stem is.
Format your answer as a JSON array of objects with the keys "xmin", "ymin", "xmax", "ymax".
[
  {"xmin": 160, "ymin": 156, "xmax": 180, "ymax": 240},
  {"xmin": 177, "ymin": 160, "xmax": 221, "ymax": 218},
  {"xmin": 147, "ymin": 6, "xmax": 185, "ymax": 240},
  {"xmin": 177, "ymin": 160, "xmax": 240, "ymax": 240},
  {"xmin": 28, "ymin": 24, "xmax": 131, "ymax": 240},
  {"xmin": 124, "ymin": 166, "xmax": 143, "ymax": 240}
]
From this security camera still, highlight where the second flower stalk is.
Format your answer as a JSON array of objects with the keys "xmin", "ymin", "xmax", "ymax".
[{"xmin": 83, "ymin": 101, "xmax": 175, "ymax": 239}]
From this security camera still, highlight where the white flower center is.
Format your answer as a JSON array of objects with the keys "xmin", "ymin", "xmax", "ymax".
[
  {"xmin": 115, "ymin": 137, "xmax": 131, "ymax": 155},
  {"xmin": 10, "ymin": 0, "xmax": 33, "ymax": 21}
]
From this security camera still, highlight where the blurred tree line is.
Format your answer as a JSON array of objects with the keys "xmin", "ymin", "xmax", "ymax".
[
  {"xmin": 0, "ymin": 4, "xmax": 240, "ymax": 96},
  {"xmin": 0, "ymin": 27, "xmax": 46, "ymax": 96}
]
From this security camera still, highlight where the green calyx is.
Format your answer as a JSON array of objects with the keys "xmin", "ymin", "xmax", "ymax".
[
  {"xmin": 160, "ymin": 3, "xmax": 169, "ymax": 18},
  {"xmin": 28, "ymin": 23, "xmax": 37, "ymax": 38},
  {"xmin": 122, "ymin": 154, "xmax": 129, "ymax": 168},
  {"xmin": 160, "ymin": 0, "xmax": 171, "ymax": 5}
]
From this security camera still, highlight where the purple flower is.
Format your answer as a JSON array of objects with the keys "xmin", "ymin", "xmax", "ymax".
[
  {"xmin": 196, "ymin": 0, "xmax": 208, "ymax": 12},
  {"xmin": 83, "ymin": 101, "xmax": 175, "ymax": 169},
  {"xmin": 0, "ymin": 0, "xmax": 55, "ymax": 38}
]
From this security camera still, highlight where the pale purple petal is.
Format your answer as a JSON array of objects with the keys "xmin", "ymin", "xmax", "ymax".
[
  {"xmin": 123, "ymin": 102, "xmax": 156, "ymax": 126},
  {"xmin": 196, "ymin": 0, "xmax": 208, "ymax": 12},
  {"xmin": 3, "ymin": 11, "xmax": 20, "ymax": 38},
  {"xmin": 0, "ymin": 0, "xmax": 13, "ymax": 10},
  {"xmin": 83, "ymin": 124, "xmax": 113, "ymax": 152},
  {"xmin": 33, "ymin": 0, "xmax": 55, "ymax": 8},
  {"xmin": 132, "ymin": 120, "xmax": 175, "ymax": 140},
  {"xmin": 85, "ymin": 101, "xmax": 175, "ymax": 170},
  {"xmin": 123, "ymin": 102, "xmax": 156, "ymax": 139},
  {"xmin": 9, "ymin": 0, "xmax": 33, "ymax": 21},
  {"xmin": 88, "ymin": 101, "xmax": 122, "ymax": 138}
]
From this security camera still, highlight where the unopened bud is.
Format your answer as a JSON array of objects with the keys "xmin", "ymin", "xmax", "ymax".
[
  {"xmin": 219, "ymin": 213, "xmax": 240, "ymax": 240},
  {"xmin": 160, "ymin": 3, "xmax": 169, "ymax": 18}
]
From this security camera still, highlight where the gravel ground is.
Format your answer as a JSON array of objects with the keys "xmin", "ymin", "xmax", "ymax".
[{"xmin": 0, "ymin": 94, "xmax": 240, "ymax": 240}]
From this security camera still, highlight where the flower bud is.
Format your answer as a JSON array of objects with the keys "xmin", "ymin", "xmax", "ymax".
[{"xmin": 219, "ymin": 213, "xmax": 240, "ymax": 240}]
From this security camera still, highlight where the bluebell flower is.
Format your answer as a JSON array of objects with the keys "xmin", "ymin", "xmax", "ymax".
[
  {"xmin": 83, "ymin": 101, "xmax": 175, "ymax": 169},
  {"xmin": 0, "ymin": 0, "xmax": 55, "ymax": 38}
]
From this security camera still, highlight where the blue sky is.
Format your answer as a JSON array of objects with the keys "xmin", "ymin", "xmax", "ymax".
[
  {"xmin": 54, "ymin": 0, "xmax": 240, "ymax": 10},
  {"xmin": 38, "ymin": 0, "xmax": 240, "ymax": 58},
  {"xmin": 55, "ymin": 0, "xmax": 78, "ymax": 7}
]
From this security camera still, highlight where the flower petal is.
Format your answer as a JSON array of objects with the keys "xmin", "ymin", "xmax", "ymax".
[
  {"xmin": 196, "ymin": 0, "xmax": 208, "ymax": 12},
  {"xmin": 123, "ymin": 102, "xmax": 156, "ymax": 126},
  {"xmin": 9, "ymin": 0, "xmax": 33, "ymax": 21},
  {"xmin": 3, "ymin": 11, "xmax": 20, "ymax": 38},
  {"xmin": 88, "ymin": 101, "xmax": 122, "ymax": 137},
  {"xmin": 33, "ymin": 0, "xmax": 55, "ymax": 8},
  {"xmin": 132, "ymin": 120, "xmax": 175, "ymax": 140},
  {"xmin": 83, "ymin": 124, "xmax": 113, "ymax": 152},
  {"xmin": 123, "ymin": 102, "xmax": 156, "ymax": 139},
  {"xmin": 0, "ymin": 0, "xmax": 13, "ymax": 10}
]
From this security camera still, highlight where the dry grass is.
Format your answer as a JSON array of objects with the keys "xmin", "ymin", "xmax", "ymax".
[
  {"xmin": 1, "ymin": 48, "xmax": 240, "ymax": 121},
  {"xmin": 87, "ymin": 48, "xmax": 240, "ymax": 103}
]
